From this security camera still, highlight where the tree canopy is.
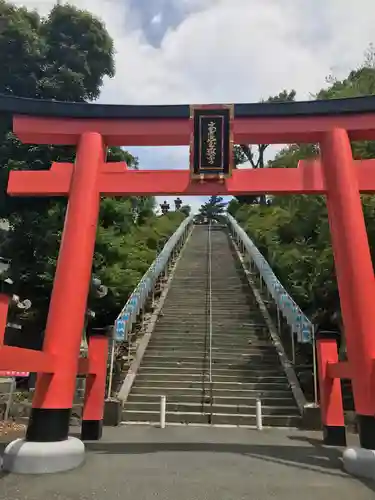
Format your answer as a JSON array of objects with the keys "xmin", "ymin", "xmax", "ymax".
[
  {"xmin": 197, "ymin": 196, "xmax": 227, "ymax": 223},
  {"xmin": 233, "ymin": 90, "xmax": 296, "ymax": 206},
  {"xmin": 230, "ymin": 48, "xmax": 375, "ymax": 339},
  {"xmin": 0, "ymin": 1, "xmax": 187, "ymax": 337}
]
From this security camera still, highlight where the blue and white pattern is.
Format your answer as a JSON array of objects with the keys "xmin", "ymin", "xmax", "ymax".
[
  {"xmin": 114, "ymin": 215, "xmax": 194, "ymax": 342},
  {"xmin": 227, "ymin": 214, "xmax": 313, "ymax": 344}
]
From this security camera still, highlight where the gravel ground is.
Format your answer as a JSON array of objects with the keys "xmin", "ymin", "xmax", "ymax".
[{"xmin": 0, "ymin": 425, "xmax": 374, "ymax": 500}]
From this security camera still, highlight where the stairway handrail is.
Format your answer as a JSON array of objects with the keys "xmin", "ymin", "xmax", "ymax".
[
  {"xmin": 208, "ymin": 221, "xmax": 213, "ymax": 385},
  {"xmin": 208, "ymin": 221, "xmax": 214, "ymax": 421},
  {"xmin": 226, "ymin": 214, "xmax": 313, "ymax": 344},
  {"xmin": 114, "ymin": 214, "xmax": 194, "ymax": 342}
]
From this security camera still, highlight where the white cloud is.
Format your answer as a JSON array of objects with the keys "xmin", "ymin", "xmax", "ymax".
[
  {"xmin": 11, "ymin": 0, "xmax": 375, "ymax": 211},
  {"xmin": 150, "ymin": 13, "xmax": 162, "ymax": 25}
]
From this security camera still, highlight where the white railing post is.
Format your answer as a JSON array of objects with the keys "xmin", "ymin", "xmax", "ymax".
[
  {"xmin": 312, "ymin": 325, "xmax": 318, "ymax": 405},
  {"xmin": 256, "ymin": 398, "xmax": 263, "ymax": 430},
  {"xmin": 160, "ymin": 395, "xmax": 166, "ymax": 429},
  {"xmin": 106, "ymin": 336, "xmax": 116, "ymax": 399}
]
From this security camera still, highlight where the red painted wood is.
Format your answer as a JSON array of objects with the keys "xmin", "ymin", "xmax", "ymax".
[
  {"xmin": 327, "ymin": 361, "xmax": 352, "ymax": 380},
  {"xmin": 32, "ymin": 132, "xmax": 104, "ymax": 410},
  {"xmin": 13, "ymin": 113, "xmax": 375, "ymax": 146},
  {"xmin": 8, "ymin": 160, "xmax": 375, "ymax": 197},
  {"xmin": 0, "ymin": 294, "xmax": 9, "ymax": 346},
  {"xmin": 316, "ymin": 339, "xmax": 345, "ymax": 427},
  {"xmin": 321, "ymin": 128, "xmax": 375, "ymax": 416},
  {"xmin": 82, "ymin": 335, "xmax": 109, "ymax": 421},
  {"xmin": 0, "ymin": 346, "xmax": 54, "ymax": 373}
]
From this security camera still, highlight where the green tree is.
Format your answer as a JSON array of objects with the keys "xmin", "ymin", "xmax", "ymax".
[
  {"xmin": 180, "ymin": 205, "xmax": 191, "ymax": 217},
  {"xmin": 197, "ymin": 196, "xmax": 227, "ymax": 222},
  {"xmin": 0, "ymin": 2, "xmax": 185, "ymax": 336},
  {"xmin": 233, "ymin": 90, "xmax": 296, "ymax": 206},
  {"xmin": 233, "ymin": 46, "xmax": 375, "ymax": 345}
]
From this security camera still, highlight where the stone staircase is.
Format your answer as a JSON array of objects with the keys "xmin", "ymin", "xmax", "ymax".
[{"xmin": 122, "ymin": 225, "xmax": 302, "ymax": 427}]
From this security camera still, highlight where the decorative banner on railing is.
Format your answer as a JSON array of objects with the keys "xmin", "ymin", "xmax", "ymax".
[
  {"xmin": 227, "ymin": 214, "xmax": 313, "ymax": 344},
  {"xmin": 114, "ymin": 215, "xmax": 194, "ymax": 342},
  {"xmin": 189, "ymin": 104, "xmax": 234, "ymax": 180}
]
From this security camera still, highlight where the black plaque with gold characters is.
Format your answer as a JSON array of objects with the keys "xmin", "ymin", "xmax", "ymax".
[{"xmin": 189, "ymin": 104, "xmax": 234, "ymax": 180}]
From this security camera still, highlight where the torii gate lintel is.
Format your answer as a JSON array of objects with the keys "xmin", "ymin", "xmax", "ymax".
[{"xmin": 8, "ymin": 157, "xmax": 375, "ymax": 197}]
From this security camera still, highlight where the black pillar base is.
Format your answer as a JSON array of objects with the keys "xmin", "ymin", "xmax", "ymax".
[
  {"xmin": 26, "ymin": 408, "xmax": 71, "ymax": 442},
  {"xmin": 81, "ymin": 420, "xmax": 103, "ymax": 441},
  {"xmin": 323, "ymin": 425, "xmax": 347, "ymax": 446},
  {"xmin": 357, "ymin": 414, "xmax": 375, "ymax": 449}
]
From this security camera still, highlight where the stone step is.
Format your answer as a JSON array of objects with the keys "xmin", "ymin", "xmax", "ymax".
[
  {"xmin": 135, "ymin": 372, "xmax": 289, "ymax": 383},
  {"xmin": 127, "ymin": 393, "xmax": 296, "ymax": 406},
  {"xmin": 159, "ymin": 313, "xmax": 264, "ymax": 320},
  {"xmin": 154, "ymin": 322, "xmax": 268, "ymax": 330},
  {"xmin": 145, "ymin": 348, "xmax": 279, "ymax": 359},
  {"xmin": 152, "ymin": 333, "xmax": 270, "ymax": 341},
  {"xmin": 132, "ymin": 380, "xmax": 291, "ymax": 391},
  {"xmin": 148, "ymin": 342, "xmax": 276, "ymax": 351},
  {"xmin": 124, "ymin": 401, "xmax": 300, "ymax": 416},
  {"xmin": 123, "ymin": 226, "xmax": 300, "ymax": 428},
  {"xmin": 143, "ymin": 349, "xmax": 276, "ymax": 357},
  {"xmin": 139, "ymin": 360, "xmax": 284, "ymax": 373},
  {"xmin": 163, "ymin": 302, "xmax": 254, "ymax": 306},
  {"xmin": 142, "ymin": 355, "xmax": 281, "ymax": 367},
  {"xmin": 150, "ymin": 333, "xmax": 271, "ymax": 341},
  {"xmin": 147, "ymin": 341, "xmax": 277, "ymax": 350},
  {"xmin": 130, "ymin": 387, "xmax": 294, "ymax": 399},
  {"xmin": 121, "ymin": 410, "xmax": 301, "ymax": 427},
  {"xmin": 138, "ymin": 367, "xmax": 287, "ymax": 380},
  {"xmin": 164, "ymin": 296, "xmax": 253, "ymax": 302}
]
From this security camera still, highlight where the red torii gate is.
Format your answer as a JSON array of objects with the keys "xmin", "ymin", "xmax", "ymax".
[{"xmin": 2, "ymin": 95, "xmax": 375, "ymax": 474}]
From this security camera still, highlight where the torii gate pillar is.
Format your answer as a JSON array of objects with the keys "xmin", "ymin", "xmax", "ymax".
[
  {"xmin": 320, "ymin": 128, "xmax": 375, "ymax": 449},
  {"xmin": 3, "ymin": 132, "xmax": 104, "ymax": 473}
]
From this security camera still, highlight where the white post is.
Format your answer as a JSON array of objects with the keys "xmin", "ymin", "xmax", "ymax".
[
  {"xmin": 312, "ymin": 325, "xmax": 318, "ymax": 405},
  {"xmin": 106, "ymin": 337, "xmax": 115, "ymax": 399},
  {"xmin": 291, "ymin": 328, "xmax": 296, "ymax": 365},
  {"xmin": 256, "ymin": 398, "xmax": 263, "ymax": 430},
  {"xmin": 160, "ymin": 395, "xmax": 166, "ymax": 429}
]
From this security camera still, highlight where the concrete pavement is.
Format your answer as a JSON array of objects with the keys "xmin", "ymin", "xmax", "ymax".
[{"xmin": 0, "ymin": 425, "xmax": 374, "ymax": 500}]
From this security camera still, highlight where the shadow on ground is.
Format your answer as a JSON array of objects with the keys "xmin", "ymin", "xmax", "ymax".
[
  {"xmin": 83, "ymin": 440, "xmax": 340, "ymax": 471},
  {"xmin": 0, "ymin": 432, "xmax": 374, "ymax": 493},
  {"xmin": 77, "ymin": 433, "xmax": 372, "ymax": 492}
]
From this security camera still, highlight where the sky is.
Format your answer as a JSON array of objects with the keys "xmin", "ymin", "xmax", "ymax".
[{"xmin": 11, "ymin": 0, "xmax": 375, "ymax": 213}]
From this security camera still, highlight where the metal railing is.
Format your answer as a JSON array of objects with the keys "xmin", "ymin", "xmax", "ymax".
[
  {"xmin": 227, "ymin": 214, "xmax": 318, "ymax": 405},
  {"xmin": 114, "ymin": 214, "xmax": 194, "ymax": 342},
  {"xmin": 208, "ymin": 222, "xmax": 214, "ymax": 420},
  {"xmin": 107, "ymin": 214, "xmax": 194, "ymax": 398},
  {"xmin": 208, "ymin": 222, "xmax": 213, "ymax": 385},
  {"xmin": 227, "ymin": 214, "xmax": 313, "ymax": 344}
]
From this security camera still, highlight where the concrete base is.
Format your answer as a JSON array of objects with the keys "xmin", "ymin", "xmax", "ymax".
[
  {"xmin": 103, "ymin": 399, "xmax": 122, "ymax": 426},
  {"xmin": 2, "ymin": 437, "xmax": 85, "ymax": 474},
  {"xmin": 343, "ymin": 446, "xmax": 375, "ymax": 481}
]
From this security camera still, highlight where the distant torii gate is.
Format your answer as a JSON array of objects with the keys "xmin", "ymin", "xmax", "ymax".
[{"xmin": 2, "ymin": 95, "xmax": 375, "ymax": 475}]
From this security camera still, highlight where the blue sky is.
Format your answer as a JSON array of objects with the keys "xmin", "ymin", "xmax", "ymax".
[{"xmin": 17, "ymin": 0, "xmax": 375, "ymax": 213}]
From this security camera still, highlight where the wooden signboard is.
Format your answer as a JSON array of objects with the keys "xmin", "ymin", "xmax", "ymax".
[{"xmin": 189, "ymin": 104, "xmax": 234, "ymax": 180}]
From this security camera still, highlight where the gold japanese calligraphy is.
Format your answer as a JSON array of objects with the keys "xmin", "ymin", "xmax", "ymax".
[{"xmin": 206, "ymin": 121, "xmax": 217, "ymax": 165}]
